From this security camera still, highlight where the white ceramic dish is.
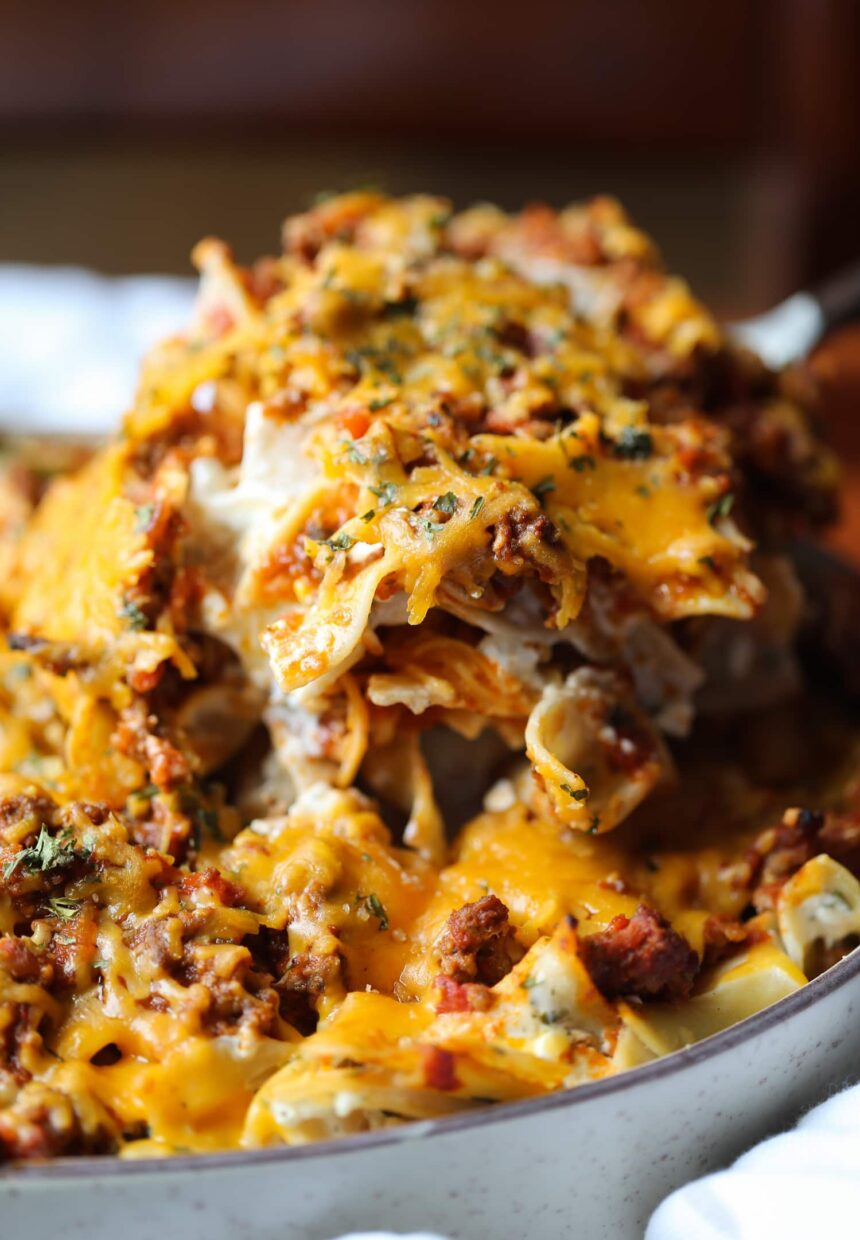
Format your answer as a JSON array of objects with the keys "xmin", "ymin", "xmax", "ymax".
[{"xmin": 2, "ymin": 946, "xmax": 858, "ymax": 1240}]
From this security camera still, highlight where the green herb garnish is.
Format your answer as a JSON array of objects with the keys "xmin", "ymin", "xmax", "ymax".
[
  {"xmin": 358, "ymin": 892, "xmax": 389, "ymax": 930},
  {"xmin": 419, "ymin": 518, "xmax": 446, "ymax": 542},
  {"xmin": 119, "ymin": 600, "xmax": 148, "ymax": 632},
  {"xmin": 4, "ymin": 826, "xmax": 87, "ymax": 881},
  {"xmin": 374, "ymin": 357, "xmax": 402, "ymax": 384},
  {"xmin": 707, "ymin": 493, "xmax": 734, "ymax": 525},
  {"xmin": 321, "ymin": 532, "xmax": 356, "ymax": 553},
  {"xmin": 433, "ymin": 491, "xmax": 459, "ymax": 515},
  {"xmin": 369, "ymin": 482, "xmax": 398, "ymax": 506},
  {"xmin": 614, "ymin": 427, "xmax": 653, "ymax": 460},
  {"xmin": 532, "ymin": 476, "xmax": 556, "ymax": 499},
  {"xmin": 342, "ymin": 440, "xmax": 368, "ymax": 465},
  {"xmin": 560, "ymin": 783, "xmax": 589, "ymax": 802}
]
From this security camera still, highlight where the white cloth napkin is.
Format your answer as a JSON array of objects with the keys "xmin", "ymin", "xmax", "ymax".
[
  {"xmin": 646, "ymin": 1080, "xmax": 860, "ymax": 1239},
  {"xmin": 0, "ymin": 265, "xmax": 195, "ymax": 434}
]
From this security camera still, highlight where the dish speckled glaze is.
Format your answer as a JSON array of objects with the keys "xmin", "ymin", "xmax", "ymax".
[{"xmin": 3, "ymin": 945, "xmax": 859, "ymax": 1240}]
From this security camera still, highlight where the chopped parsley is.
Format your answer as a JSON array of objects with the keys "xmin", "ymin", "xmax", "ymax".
[
  {"xmin": 361, "ymin": 509, "xmax": 376, "ymax": 523},
  {"xmin": 588, "ymin": 815, "xmax": 601, "ymax": 835},
  {"xmin": 707, "ymin": 493, "xmax": 735, "ymax": 525},
  {"xmin": 698, "ymin": 555, "xmax": 717, "ymax": 572},
  {"xmin": 369, "ymin": 481, "xmax": 398, "ymax": 506},
  {"xmin": 119, "ymin": 599, "xmax": 148, "ymax": 632},
  {"xmin": 433, "ymin": 491, "xmax": 459, "ymax": 514},
  {"xmin": 614, "ymin": 427, "xmax": 653, "ymax": 459},
  {"xmin": 4, "ymin": 825, "xmax": 88, "ymax": 880},
  {"xmin": 532, "ymin": 476, "xmax": 556, "ymax": 499},
  {"xmin": 342, "ymin": 440, "xmax": 369, "ymax": 465},
  {"xmin": 375, "ymin": 357, "xmax": 402, "ymax": 384},
  {"xmin": 419, "ymin": 517, "xmax": 447, "ymax": 542},
  {"xmin": 368, "ymin": 396, "xmax": 394, "ymax": 412},
  {"xmin": 321, "ymin": 532, "xmax": 355, "ymax": 553},
  {"xmin": 469, "ymin": 495, "xmax": 485, "ymax": 521},
  {"xmin": 479, "ymin": 455, "xmax": 498, "ymax": 476},
  {"xmin": 560, "ymin": 783, "xmax": 589, "ymax": 802},
  {"xmin": 568, "ymin": 454, "xmax": 596, "ymax": 473},
  {"xmin": 358, "ymin": 892, "xmax": 389, "ymax": 930}
]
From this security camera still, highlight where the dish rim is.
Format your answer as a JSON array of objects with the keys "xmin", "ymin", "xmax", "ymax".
[{"xmin": 4, "ymin": 943, "xmax": 859, "ymax": 1182}]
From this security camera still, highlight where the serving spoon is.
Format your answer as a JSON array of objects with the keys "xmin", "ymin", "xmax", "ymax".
[{"xmin": 728, "ymin": 259, "xmax": 860, "ymax": 368}]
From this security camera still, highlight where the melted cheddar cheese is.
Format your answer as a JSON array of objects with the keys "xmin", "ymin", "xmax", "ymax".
[{"xmin": 0, "ymin": 192, "xmax": 852, "ymax": 1162}]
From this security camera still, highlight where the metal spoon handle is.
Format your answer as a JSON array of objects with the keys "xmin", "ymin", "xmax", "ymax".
[{"xmin": 729, "ymin": 258, "xmax": 860, "ymax": 370}]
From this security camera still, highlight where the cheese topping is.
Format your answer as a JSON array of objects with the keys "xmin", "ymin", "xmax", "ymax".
[{"xmin": 0, "ymin": 191, "xmax": 850, "ymax": 1161}]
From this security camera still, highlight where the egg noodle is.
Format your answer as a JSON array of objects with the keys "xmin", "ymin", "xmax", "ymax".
[{"xmin": 0, "ymin": 192, "xmax": 856, "ymax": 1159}]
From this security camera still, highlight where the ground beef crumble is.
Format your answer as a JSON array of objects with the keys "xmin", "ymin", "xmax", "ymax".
[
  {"xmin": 580, "ymin": 905, "xmax": 699, "ymax": 1002},
  {"xmin": 436, "ymin": 894, "xmax": 525, "ymax": 986}
]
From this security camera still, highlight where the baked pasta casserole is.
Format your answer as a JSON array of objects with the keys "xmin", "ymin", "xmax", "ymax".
[{"xmin": 0, "ymin": 191, "xmax": 857, "ymax": 1159}]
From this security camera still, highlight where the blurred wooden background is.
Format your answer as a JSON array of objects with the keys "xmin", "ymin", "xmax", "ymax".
[
  {"xmin": 1, "ymin": 0, "xmax": 859, "ymax": 318},
  {"xmin": 816, "ymin": 328, "xmax": 860, "ymax": 563},
  {"xmin": 0, "ymin": 0, "xmax": 858, "ymax": 557}
]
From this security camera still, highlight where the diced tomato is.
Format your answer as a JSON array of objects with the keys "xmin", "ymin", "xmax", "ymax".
[{"xmin": 339, "ymin": 409, "xmax": 370, "ymax": 440}]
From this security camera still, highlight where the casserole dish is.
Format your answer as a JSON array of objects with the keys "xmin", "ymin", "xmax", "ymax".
[
  {"xmin": 1, "ymin": 945, "xmax": 858, "ymax": 1240},
  {"xmin": 1, "ymin": 190, "xmax": 859, "ymax": 1239}
]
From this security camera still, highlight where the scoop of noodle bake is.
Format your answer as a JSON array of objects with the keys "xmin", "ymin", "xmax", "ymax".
[{"xmin": 0, "ymin": 192, "xmax": 854, "ymax": 1160}]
